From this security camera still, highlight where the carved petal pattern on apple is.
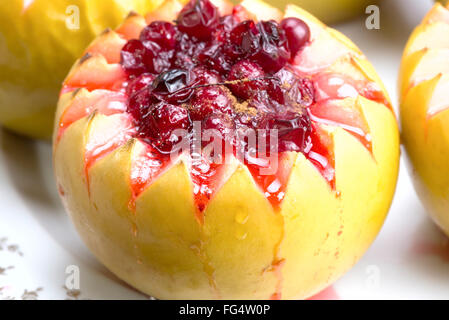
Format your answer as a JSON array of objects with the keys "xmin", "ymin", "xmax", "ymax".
[{"xmin": 399, "ymin": 2, "xmax": 449, "ymax": 237}]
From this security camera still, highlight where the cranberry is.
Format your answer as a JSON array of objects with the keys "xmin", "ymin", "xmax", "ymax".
[
  {"xmin": 190, "ymin": 66, "xmax": 222, "ymax": 85},
  {"xmin": 280, "ymin": 17, "xmax": 310, "ymax": 58},
  {"xmin": 177, "ymin": 0, "xmax": 219, "ymax": 40},
  {"xmin": 152, "ymin": 69, "xmax": 194, "ymax": 104},
  {"xmin": 127, "ymin": 87, "xmax": 155, "ymax": 124},
  {"xmin": 141, "ymin": 40, "xmax": 173, "ymax": 74},
  {"xmin": 198, "ymin": 44, "xmax": 232, "ymax": 73},
  {"xmin": 173, "ymin": 34, "xmax": 206, "ymax": 69},
  {"xmin": 287, "ymin": 77, "xmax": 315, "ymax": 108},
  {"xmin": 259, "ymin": 111, "xmax": 312, "ymax": 152},
  {"xmin": 202, "ymin": 113, "xmax": 235, "ymax": 149},
  {"xmin": 203, "ymin": 113, "xmax": 234, "ymax": 133},
  {"xmin": 252, "ymin": 21, "xmax": 290, "ymax": 73},
  {"xmin": 189, "ymin": 86, "xmax": 233, "ymax": 121},
  {"xmin": 232, "ymin": 5, "xmax": 249, "ymax": 22},
  {"xmin": 218, "ymin": 15, "xmax": 239, "ymax": 34},
  {"xmin": 202, "ymin": 113, "xmax": 235, "ymax": 156},
  {"xmin": 120, "ymin": 39, "xmax": 155, "ymax": 75},
  {"xmin": 227, "ymin": 60, "xmax": 265, "ymax": 100},
  {"xmin": 228, "ymin": 20, "xmax": 259, "ymax": 59},
  {"xmin": 266, "ymin": 79, "xmax": 285, "ymax": 105},
  {"xmin": 140, "ymin": 102, "xmax": 191, "ymax": 153},
  {"xmin": 140, "ymin": 21, "xmax": 177, "ymax": 50},
  {"xmin": 126, "ymin": 73, "xmax": 155, "ymax": 96}
]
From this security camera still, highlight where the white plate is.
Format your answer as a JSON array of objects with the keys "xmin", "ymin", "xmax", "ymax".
[{"xmin": 1, "ymin": 0, "xmax": 448, "ymax": 300}]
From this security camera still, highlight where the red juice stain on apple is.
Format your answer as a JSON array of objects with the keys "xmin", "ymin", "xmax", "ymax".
[
  {"xmin": 58, "ymin": 90, "xmax": 127, "ymax": 142},
  {"xmin": 306, "ymin": 125, "xmax": 336, "ymax": 189},
  {"xmin": 190, "ymin": 155, "xmax": 228, "ymax": 224},
  {"xmin": 128, "ymin": 145, "xmax": 171, "ymax": 212},
  {"xmin": 246, "ymin": 153, "xmax": 295, "ymax": 210},
  {"xmin": 309, "ymin": 100, "xmax": 372, "ymax": 153},
  {"xmin": 269, "ymin": 258, "xmax": 286, "ymax": 300},
  {"xmin": 83, "ymin": 115, "xmax": 135, "ymax": 195}
]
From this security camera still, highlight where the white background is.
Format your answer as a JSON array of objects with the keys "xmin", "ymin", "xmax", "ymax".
[{"xmin": 1, "ymin": 0, "xmax": 448, "ymax": 300}]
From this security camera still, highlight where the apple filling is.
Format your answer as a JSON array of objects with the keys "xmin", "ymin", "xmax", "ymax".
[{"xmin": 59, "ymin": 0, "xmax": 388, "ymax": 220}]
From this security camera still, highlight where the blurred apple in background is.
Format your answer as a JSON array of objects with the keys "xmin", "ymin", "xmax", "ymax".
[
  {"xmin": 0, "ymin": 0, "xmax": 161, "ymax": 139},
  {"xmin": 399, "ymin": 1, "xmax": 449, "ymax": 236}
]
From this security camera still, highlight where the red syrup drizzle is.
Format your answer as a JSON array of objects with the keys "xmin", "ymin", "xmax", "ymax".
[
  {"xmin": 307, "ymin": 125, "xmax": 336, "ymax": 189},
  {"xmin": 61, "ymin": 69, "xmax": 127, "ymax": 95},
  {"xmin": 246, "ymin": 153, "xmax": 295, "ymax": 210},
  {"xmin": 128, "ymin": 145, "xmax": 171, "ymax": 212},
  {"xmin": 57, "ymin": 90, "xmax": 127, "ymax": 142},
  {"xmin": 83, "ymin": 115, "xmax": 136, "ymax": 195},
  {"xmin": 190, "ymin": 154, "xmax": 228, "ymax": 224},
  {"xmin": 269, "ymin": 258, "xmax": 286, "ymax": 300},
  {"xmin": 309, "ymin": 101, "xmax": 372, "ymax": 152},
  {"xmin": 311, "ymin": 72, "xmax": 384, "ymax": 152}
]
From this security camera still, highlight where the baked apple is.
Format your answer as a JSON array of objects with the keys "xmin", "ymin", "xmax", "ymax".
[
  {"xmin": 0, "ymin": 0, "xmax": 161, "ymax": 139},
  {"xmin": 54, "ymin": 0, "xmax": 399, "ymax": 299},
  {"xmin": 399, "ymin": 2, "xmax": 449, "ymax": 236}
]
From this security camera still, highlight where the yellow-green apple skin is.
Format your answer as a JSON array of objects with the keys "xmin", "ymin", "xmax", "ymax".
[
  {"xmin": 399, "ymin": 2, "xmax": 449, "ymax": 236},
  {"xmin": 0, "ymin": 0, "xmax": 162, "ymax": 139},
  {"xmin": 245, "ymin": 0, "xmax": 375, "ymax": 24},
  {"xmin": 54, "ymin": 0, "xmax": 399, "ymax": 299}
]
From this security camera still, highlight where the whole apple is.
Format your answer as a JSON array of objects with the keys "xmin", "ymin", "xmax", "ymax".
[{"xmin": 400, "ymin": 2, "xmax": 449, "ymax": 236}]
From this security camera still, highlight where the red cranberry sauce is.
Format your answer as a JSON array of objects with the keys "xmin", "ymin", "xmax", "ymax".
[
  {"xmin": 122, "ymin": 0, "xmax": 313, "ymax": 154},
  {"xmin": 120, "ymin": 0, "xmax": 334, "ymax": 212}
]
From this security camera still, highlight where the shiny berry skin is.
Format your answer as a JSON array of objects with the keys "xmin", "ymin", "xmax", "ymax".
[
  {"xmin": 252, "ymin": 21, "xmax": 290, "ymax": 73},
  {"xmin": 266, "ymin": 79, "xmax": 285, "ymax": 105},
  {"xmin": 120, "ymin": 39, "xmax": 155, "ymax": 75},
  {"xmin": 190, "ymin": 66, "xmax": 222, "ymax": 85},
  {"xmin": 228, "ymin": 20, "xmax": 259, "ymax": 59},
  {"xmin": 227, "ymin": 60, "xmax": 265, "ymax": 100},
  {"xmin": 259, "ymin": 111, "xmax": 312, "ymax": 152},
  {"xmin": 198, "ymin": 43, "xmax": 232, "ymax": 73},
  {"xmin": 140, "ymin": 102, "xmax": 191, "ymax": 153},
  {"xmin": 202, "ymin": 113, "xmax": 235, "ymax": 145},
  {"xmin": 127, "ymin": 87, "xmax": 155, "ymax": 124},
  {"xmin": 189, "ymin": 86, "xmax": 233, "ymax": 121},
  {"xmin": 280, "ymin": 17, "xmax": 310, "ymax": 58},
  {"xmin": 140, "ymin": 21, "xmax": 177, "ymax": 50},
  {"xmin": 177, "ymin": 0, "xmax": 219, "ymax": 40},
  {"xmin": 126, "ymin": 73, "xmax": 155, "ymax": 96}
]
